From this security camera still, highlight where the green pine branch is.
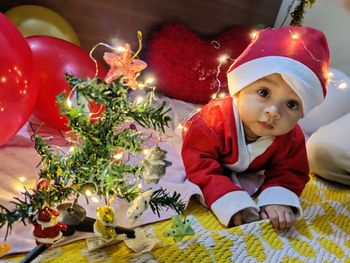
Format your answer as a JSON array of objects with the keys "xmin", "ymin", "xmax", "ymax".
[
  {"xmin": 149, "ymin": 188, "xmax": 186, "ymax": 217},
  {"xmin": 129, "ymin": 99, "xmax": 171, "ymax": 133}
]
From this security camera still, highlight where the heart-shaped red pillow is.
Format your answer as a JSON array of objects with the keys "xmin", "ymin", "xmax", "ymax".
[{"xmin": 147, "ymin": 23, "xmax": 251, "ymax": 104}]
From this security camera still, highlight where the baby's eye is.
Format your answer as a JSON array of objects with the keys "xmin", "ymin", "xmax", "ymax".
[
  {"xmin": 286, "ymin": 100, "xmax": 299, "ymax": 110},
  {"xmin": 257, "ymin": 89, "xmax": 270, "ymax": 97}
]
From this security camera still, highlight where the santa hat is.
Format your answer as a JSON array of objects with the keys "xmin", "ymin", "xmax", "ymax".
[
  {"xmin": 37, "ymin": 206, "xmax": 59, "ymax": 222},
  {"xmin": 227, "ymin": 26, "xmax": 330, "ymax": 116}
]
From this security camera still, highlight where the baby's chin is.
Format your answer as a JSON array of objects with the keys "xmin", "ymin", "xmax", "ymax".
[
  {"xmin": 245, "ymin": 123, "xmax": 291, "ymax": 138},
  {"xmin": 250, "ymin": 129, "xmax": 278, "ymax": 138},
  {"xmin": 256, "ymin": 129, "xmax": 293, "ymax": 137}
]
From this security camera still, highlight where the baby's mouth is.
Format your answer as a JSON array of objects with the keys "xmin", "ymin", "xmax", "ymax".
[{"xmin": 258, "ymin": 121, "xmax": 274, "ymax": 129}]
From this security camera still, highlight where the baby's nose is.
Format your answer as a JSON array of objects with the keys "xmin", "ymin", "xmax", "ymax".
[{"xmin": 264, "ymin": 105, "xmax": 281, "ymax": 119}]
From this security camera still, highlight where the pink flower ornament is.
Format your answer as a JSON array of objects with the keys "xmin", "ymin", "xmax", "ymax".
[{"xmin": 103, "ymin": 43, "xmax": 147, "ymax": 89}]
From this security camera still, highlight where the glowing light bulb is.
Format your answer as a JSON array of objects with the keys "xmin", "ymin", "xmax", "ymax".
[
  {"xmin": 69, "ymin": 146, "xmax": 75, "ymax": 152},
  {"xmin": 218, "ymin": 55, "xmax": 228, "ymax": 63},
  {"xmin": 145, "ymin": 78, "xmax": 154, "ymax": 84},
  {"xmin": 338, "ymin": 82, "xmax": 348, "ymax": 89},
  {"xmin": 177, "ymin": 124, "xmax": 183, "ymax": 129},
  {"xmin": 113, "ymin": 152, "xmax": 124, "ymax": 160},
  {"xmin": 291, "ymin": 33, "xmax": 299, "ymax": 40},
  {"xmin": 1, "ymin": 77, "xmax": 6, "ymax": 83},
  {"xmin": 116, "ymin": 46, "xmax": 126, "ymax": 52},
  {"xmin": 138, "ymin": 182, "xmax": 143, "ymax": 189},
  {"xmin": 135, "ymin": 96, "xmax": 144, "ymax": 104},
  {"xmin": 327, "ymin": 72, "xmax": 334, "ymax": 79},
  {"xmin": 0, "ymin": 108, "xmax": 4, "ymax": 112},
  {"xmin": 250, "ymin": 30, "xmax": 258, "ymax": 39},
  {"xmin": 143, "ymin": 149, "xmax": 150, "ymax": 155},
  {"xmin": 85, "ymin": 190, "xmax": 92, "ymax": 196},
  {"xmin": 18, "ymin": 177, "xmax": 26, "ymax": 182},
  {"xmin": 66, "ymin": 99, "xmax": 72, "ymax": 108}
]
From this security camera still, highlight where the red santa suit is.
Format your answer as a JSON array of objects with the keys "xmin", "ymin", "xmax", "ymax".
[
  {"xmin": 30, "ymin": 206, "xmax": 67, "ymax": 246},
  {"xmin": 181, "ymin": 26, "xmax": 330, "ymax": 226},
  {"xmin": 182, "ymin": 97, "xmax": 309, "ymax": 226}
]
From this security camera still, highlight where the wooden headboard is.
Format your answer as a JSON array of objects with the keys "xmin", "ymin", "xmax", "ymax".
[{"xmin": 0, "ymin": 0, "xmax": 282, "ymax": 56}]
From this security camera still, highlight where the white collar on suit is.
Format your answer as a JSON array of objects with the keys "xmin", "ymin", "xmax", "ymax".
[{"xmin": 223, "ymin": 101, "xmax": 274, "ymax": 172}]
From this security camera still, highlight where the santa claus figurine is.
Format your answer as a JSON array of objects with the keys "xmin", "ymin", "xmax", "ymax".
[{"xmin": 30, "ymin": 206, "xmax": 67, "ymax": 246}]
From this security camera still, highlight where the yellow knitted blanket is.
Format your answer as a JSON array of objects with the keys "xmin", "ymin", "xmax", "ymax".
[{"xmin": 4, "ymin": 174, "xmax": 350, "ymax": 263}]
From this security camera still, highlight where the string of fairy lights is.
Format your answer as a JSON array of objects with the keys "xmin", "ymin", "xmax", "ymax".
[{"xmin": 2, "ymin": 25, "xmax": 349, "ymax": 256}]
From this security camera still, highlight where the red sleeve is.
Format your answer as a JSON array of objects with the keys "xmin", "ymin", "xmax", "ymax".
[
  {"xmin": 181, "ymin": 99, "xmax": 242, "ymax": 207},
  {"xmin": 262, "ymin": 125, "xmax": 310, "ymax": 196}
]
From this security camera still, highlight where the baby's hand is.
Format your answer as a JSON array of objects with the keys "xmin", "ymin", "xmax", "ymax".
[
  {"xmin": 231, "ymin": 211, "xmax": 244, "ymax": 226},
  {"xmin": 260, "ymin": 205, "xmax": 295, "ymax": 231},
  {"xmin": 230, "ymin": 208, "xmax": 259, "ymax": 226}
]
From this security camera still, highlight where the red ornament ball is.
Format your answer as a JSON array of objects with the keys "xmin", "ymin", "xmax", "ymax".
[{"xmin": 36, "ymin": 178, "xmax": 51, "ymax": 190}]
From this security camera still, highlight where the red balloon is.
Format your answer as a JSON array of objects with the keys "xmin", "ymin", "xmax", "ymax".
[
  {"xmin": 27, "ymin": 36, "xmax": 107, "ymax": 130},
  {"xmin": 0, "ymin": 13, "xmax": 38, "ymax": 146}
]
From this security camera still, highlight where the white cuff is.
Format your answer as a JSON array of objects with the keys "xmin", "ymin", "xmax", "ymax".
[
  {"xmin": 257, "ymin": 186, "xmax": 303, "ymax": 218},
  {"xmin": 211, "ymin": 191, "xmax": 259, "ymax": 226}
]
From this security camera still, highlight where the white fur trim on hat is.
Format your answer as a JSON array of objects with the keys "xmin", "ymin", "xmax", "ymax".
[{"xmin": 227, "ymin": 56, "xmax": 324, "ymax": 116}]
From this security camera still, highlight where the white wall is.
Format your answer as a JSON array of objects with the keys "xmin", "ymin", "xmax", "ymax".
[{"xmin": 275, "ymin": 0, "xmax": 350, "ymax": 75}]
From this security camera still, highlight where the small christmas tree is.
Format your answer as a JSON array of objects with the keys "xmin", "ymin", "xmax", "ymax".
[{"xmin": 0, "ymin": 32, "xmax": 185, "ymax": 242}]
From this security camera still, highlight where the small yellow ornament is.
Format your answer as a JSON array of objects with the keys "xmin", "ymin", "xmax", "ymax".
[{"xmin": 93, "ymin": 205, "xmax": 117, "ymax": 240}]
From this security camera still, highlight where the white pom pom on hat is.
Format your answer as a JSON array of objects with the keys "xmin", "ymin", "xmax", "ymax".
[{"xmin": 227, "ymin": 26, "xmax": 330, "ymax": 116}]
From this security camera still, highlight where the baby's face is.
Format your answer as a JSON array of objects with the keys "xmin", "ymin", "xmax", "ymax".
[{"xmin": 235, "ymin": 73, "xmax": 303, "ymax": 139}]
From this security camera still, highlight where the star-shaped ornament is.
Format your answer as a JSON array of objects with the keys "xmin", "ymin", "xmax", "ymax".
[{"xmin": 103, "ymin": 43, "xmax": 147, "ymax": 89}]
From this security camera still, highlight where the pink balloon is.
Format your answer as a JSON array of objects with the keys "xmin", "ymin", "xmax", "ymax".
[
  {"xmin": 27, "ymin": 36, "xmax": 107, "ymax": 130},
  {"xmin": 0, "ymin": 13, "xmax": 38, "ymax": 146}
]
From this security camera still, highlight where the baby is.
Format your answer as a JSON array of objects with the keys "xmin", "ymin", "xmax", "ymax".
[{"xmin": 182, "ymin": 26, "xmax": 330, "ymax": 231}]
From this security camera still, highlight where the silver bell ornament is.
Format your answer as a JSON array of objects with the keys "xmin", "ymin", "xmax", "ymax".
[{"xmin": 142, "ymin": 147, "xmax": 171, "ymax": 183}]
